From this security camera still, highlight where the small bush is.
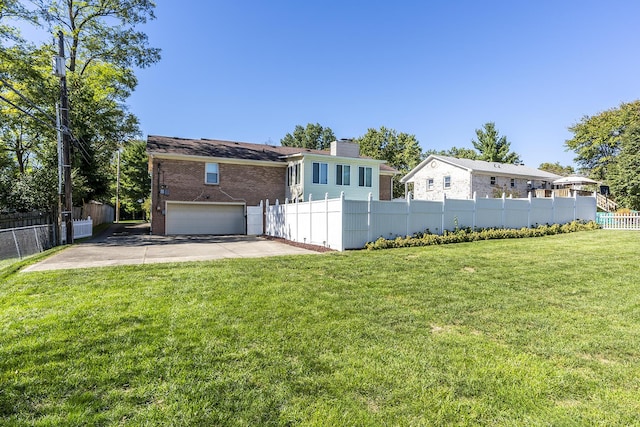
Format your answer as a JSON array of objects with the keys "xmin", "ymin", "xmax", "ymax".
[{"xmin": 364, "ymin": 220, "xmax": 600, "ymax": 250}]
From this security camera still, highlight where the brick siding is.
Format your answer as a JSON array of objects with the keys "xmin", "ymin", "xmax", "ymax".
[{"xmin": 150, "ymin": 158, "xmax": 286, "ymax": 234}]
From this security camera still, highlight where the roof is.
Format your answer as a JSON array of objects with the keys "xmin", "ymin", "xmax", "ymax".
[
  {"xmin": 147, "ymin": 135, "xmax": 397, "ymax": 173},
  {"xmin": 401, "ymin": 155, "xmax": 561, "ymax": 183}
]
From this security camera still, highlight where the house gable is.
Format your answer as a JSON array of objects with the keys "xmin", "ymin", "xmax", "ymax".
[{"xmin": 402, "ymin": 155, "xmax": 561, "ymax": 200}]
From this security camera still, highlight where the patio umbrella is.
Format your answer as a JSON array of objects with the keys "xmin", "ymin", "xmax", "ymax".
[{"xmin": 552, "ymin": 176, "xmax": 599, "ymax": 186}]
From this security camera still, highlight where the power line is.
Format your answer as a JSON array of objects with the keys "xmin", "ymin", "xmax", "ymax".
[
  {"xmin": 0, "ymin": 93, "xmax": 55, "ymax": 130},
  {"xmin": 0, "ymin": 76, "xmax": 56, "ymax": 123}
]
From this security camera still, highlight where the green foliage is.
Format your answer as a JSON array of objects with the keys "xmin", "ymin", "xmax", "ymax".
[
  {"xmin": 565, "ymin": 100, "xmax": 640, "ymax": 181},
  {"xmin": 280, "ymin": 123, "xmax": 336, "ymax": 150},
  {"xmin": 472, "ymin": 122, "xmax": 521, "ymax": 164},
  {"xmin": 426, "ymin": 146, "xmax": 479, "ymax": 160},
  {"xmin": 538, "ymin": 161, "xmax": 575, "ymax": 176},
  {"xmin": 365, "ymin": 221, "xmax": 600, "ymax": 250},
  {"xmin": 608, "ymin": 123, "xmax": 640, "ymax": 210},
  {"xmin": 0, "ymin": 0, "xmax": 160, "ymax": 210},
  {"xmin": 354, "ymin": 126, "xmax": 423, "ymax": 197},
  {"xmin": 115, "ymin": 139, "xmax": 151, "ymax": 217}
]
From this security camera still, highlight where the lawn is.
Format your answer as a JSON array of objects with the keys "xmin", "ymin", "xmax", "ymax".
[{"xmin": 1, "ymin": 230, "xmax": 639, "ymax": 426}]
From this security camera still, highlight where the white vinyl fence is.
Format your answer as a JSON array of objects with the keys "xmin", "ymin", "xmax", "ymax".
[
  {"xmin": 265, "ymin": 192, "xmax": 597, "ymax": 251},
  {"xmin": 61, "ymin": 217, "xmax": 94, "ymax": 243}
]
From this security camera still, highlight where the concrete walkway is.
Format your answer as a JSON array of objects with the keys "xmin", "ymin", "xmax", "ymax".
[{"xmin": 22, "ymin": 223, "xmax": 319, "ymax": 272}]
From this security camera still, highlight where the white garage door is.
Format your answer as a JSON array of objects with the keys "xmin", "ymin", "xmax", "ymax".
[{"xmin": 166, "ymin": 203, "xmax": 245, "ymax": 235}]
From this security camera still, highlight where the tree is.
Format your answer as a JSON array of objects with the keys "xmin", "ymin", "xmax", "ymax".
[
  {"xmin": 115, "ymin": 139, "xmax": 150, "ymax": 218},
  {"xmin": 280, "ymin": 123, "xmax": 336, "ymax": 150},
  {"xmin": 425, "ymin": 146, "xmax": 479, "ymax": 160},
  {"xmin": 608, "ymin": 124, "xmax": 640, "ymax": 210},
  {"xmin": 1, "ymin": 0, "xmax": 160, "ymax": 210},
  {"xmin": 472, "ymin": 122, "xmax": 521, "ymax": 164},
  {"xmin": 354, "ymin": 126, "xmax": 423, "ymax": 198},
  {"xmin": 565, "ymin": 100, "xmax": 640, "ymax": 181},
  {"xmin": 538, "ymin": 162, "xmax": 575, "ymax": 176}
]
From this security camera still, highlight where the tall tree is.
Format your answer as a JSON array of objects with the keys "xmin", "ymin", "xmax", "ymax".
[
  {"xmin": 565, "ymin": 100, "xmax": 640, "ymax": 181},
  {"xmin": 0, "ymin": 0, "xmax": 160, "ymax": 210},
  {"xmin": 538, "ymin": 162, "xmax": 575, "ymax": 176},
  {"xmin": 472, "ymin": 122, "xmax": 521, "ymax": 164},
  {"xmin": 354, "ymin": 126, "xmax": 423, "ymax": 198},
  {"xmin": 425, "ymin": 146, "xmax": 479, "ymax": 160},
  {"xmin": 280, "ymin": 123, "xmax": 336, "ymax": 150},
  {"xmin": 115, "ymin": 139, "xmax": 150, "ymax": 217},
  {"xmin": 608, "ymin": 123, "xmax": 640, "ymax": 210}
]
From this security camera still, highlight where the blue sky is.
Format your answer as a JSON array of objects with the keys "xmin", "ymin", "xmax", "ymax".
[{"xmin": 37, "ymin": 1, "xmax": 640, "ymax": 167}]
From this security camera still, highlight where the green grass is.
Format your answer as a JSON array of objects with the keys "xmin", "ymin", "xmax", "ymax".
[{"xmin": 1, "ymin": 230, "xmax": 639, "ymax": 426}]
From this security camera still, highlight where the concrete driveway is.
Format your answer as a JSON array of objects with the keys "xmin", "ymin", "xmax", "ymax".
[{"xmin": 22, "ymin": 223, "xmax": 320, "ymax": 272}]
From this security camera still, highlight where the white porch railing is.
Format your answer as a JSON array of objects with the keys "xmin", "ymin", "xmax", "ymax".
[
  {"xmin": 61, "ymin": 217, "xmax": 93, "ymax": 243},
  {"xmin": 596, "ymin": 213, "xmax": 640, "ymax": 230}
]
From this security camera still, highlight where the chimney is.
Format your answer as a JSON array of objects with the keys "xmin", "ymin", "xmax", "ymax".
[{"xmin": 330, "ymin": 138, "xmax": 359, "ymax": 158}]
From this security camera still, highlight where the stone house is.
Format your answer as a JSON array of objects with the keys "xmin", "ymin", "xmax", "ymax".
[{"xmin": 400, "ymin": 155, "xmax": 561, "ymax": 200}]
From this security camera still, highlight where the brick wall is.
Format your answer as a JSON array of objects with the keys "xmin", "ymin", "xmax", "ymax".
[
  {"xmin": 150, "ymin": 158, "xmax": 286, "ymax": 235},
  {"xmin": 379, "ymin": 175, "xmax": 393, "ymax": 200}
]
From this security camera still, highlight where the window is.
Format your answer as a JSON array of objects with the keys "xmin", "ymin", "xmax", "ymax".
[
  {"xmin": 312, "ymin": 162, "xmax": 328, "ymax": 184},
  {"xmin": 510, "ymin": 178, "xmax": 516, "ymax": 188},
  {"xmin": 427, "ymin": 178, "xmax": 434, "ymax": 190},
  {"xmin": 287, "ymin": 163, "xmax": 301, "ymax": 186},
  {"xmin": 490, "ymin": 176, "xmax": 496, "ymax": 185},
  {"xmin": 336, "ymin": 164, "xmax": 351, "ymax": 186},
  {"xmin": 205, "ymin": 163, "xmax": 219, "ymax": 184},
  {"xmin": 358, "ymin": 166, "xmax": 372, "ymax": 187},
  {"xmin": 443, "ymin": 176, "xmax": 451, "ymax": 189}
]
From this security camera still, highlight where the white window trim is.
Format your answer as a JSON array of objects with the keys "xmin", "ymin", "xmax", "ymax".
[
  {"xmin": 336, "ymin": 164, "xmax": 351, "ymax": 186},
  {"xmin": 313, "ymin": 162, "xmax": 328, "ymax": 185},
  {"xmin": 358, "ymin": 166, "xmax": 372, "ymax": 188},
  {"xmin": 205, "ymin": 162, "xmax": 219, "ymax": 185},
  {"xmin": 427, "ymin": 178, "xmax": 434, "ymax": 191},
  {"xmin": 443, "ymin": 175, "xmax": 451, "ymax": 189}
]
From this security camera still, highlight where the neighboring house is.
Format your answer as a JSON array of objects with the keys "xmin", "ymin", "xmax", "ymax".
[
  {"xmin": 401, "ymin": 155, "xmax": 561, "ymax": 200},
  {"xmin": 147, "ymin": 135, "xmax": 396, "ymax": 235}
]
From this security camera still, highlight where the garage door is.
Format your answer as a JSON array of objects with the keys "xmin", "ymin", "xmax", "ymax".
[{"xmin": 166, "ymin": 202, "xmax": 245, "ymax": 235}]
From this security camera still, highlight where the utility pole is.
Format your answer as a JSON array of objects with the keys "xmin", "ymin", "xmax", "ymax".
[
  {"xmin": 116, "ymin": 149, "xmax": 121, "ymax": 223},
  {"xmin": 54, "ymin": 31, "xmax": 73, "ymax": 244}
]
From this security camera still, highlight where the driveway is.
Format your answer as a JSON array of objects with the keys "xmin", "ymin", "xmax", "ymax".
[{"xmin": 22, "ymin": 223, "xmax": 320, "ymax": 272}]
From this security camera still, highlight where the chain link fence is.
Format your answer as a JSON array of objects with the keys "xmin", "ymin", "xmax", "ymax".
[{"xmin": 0, "ymin": 225, "xmax": 55, "ymax": 262}]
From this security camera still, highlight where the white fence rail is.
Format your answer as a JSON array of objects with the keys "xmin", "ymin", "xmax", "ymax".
[
  {"xmin": 265, "ymin": 192, "xmax": 597, "ymax": 251},
  {"xmin": 61, "ymin": 217, "xmax": 93, "ymax": 243},
  {"xmin": 596, "ymin": 213, "xmax": 640, "ymax": 230}
]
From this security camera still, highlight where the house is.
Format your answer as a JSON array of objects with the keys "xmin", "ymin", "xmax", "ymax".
[
  {"xmin": 400, "ymin": 155, "xmax": 561, "ymax": 200},
  {"xmin": 147, "ymin": 135, "xmax": 396, "ymax": 235}
]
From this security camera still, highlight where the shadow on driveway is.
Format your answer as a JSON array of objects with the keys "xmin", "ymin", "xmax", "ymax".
[{"xmin": 23, "ymin": 222, "xmax": 320, "ymax": 272}]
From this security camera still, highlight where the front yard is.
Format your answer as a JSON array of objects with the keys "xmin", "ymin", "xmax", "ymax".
[{"xmin": 1, "ymin": 230, "xmax": 639, "ymax": 425}]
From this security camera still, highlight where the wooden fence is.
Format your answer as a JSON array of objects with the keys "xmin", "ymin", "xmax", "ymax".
[{"xmin": 596, "ymin": 212, "xmax": 640, "ymax": 230}]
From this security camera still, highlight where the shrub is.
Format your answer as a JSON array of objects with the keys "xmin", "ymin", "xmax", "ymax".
[{"xmin": 364, "ymin": 221, "xmax": 600, "ymax": 250}]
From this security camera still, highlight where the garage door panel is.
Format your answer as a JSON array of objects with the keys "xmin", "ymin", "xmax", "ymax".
[{"xmin": 166, "ymin": 203, "xmax": 245, "ymax": 235}]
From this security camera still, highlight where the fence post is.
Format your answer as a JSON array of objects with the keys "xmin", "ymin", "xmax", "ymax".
[
  {"xmin": 340, "ymin": 192, "xmax": 345, "ymax": 251},
  {"xmin": 501, "ymin": 192, "xmax": 506, "ymax": 228},
  {"xmin": 367, "ymin": 192, "xmax": 373, "ymax": 244},
  {"xmin": 33, "ymin": 226, "xmax": 43, "ymax": 253},
  {"xmin": 308, "ymin": 194, "xmax": 313, "ymax": 245},
  {"xmin": 441, "ymin": 193, "xmax": 446, "ymax": 234},
  {"xmin": 472, "ymin": 191, "xmax": 477, "ymax": 230},
  {"xmin": 551, "ymin": 191, "xmax": 556, "ymax": 224},
  {"xmin": 325, "ymin": 193, "xmax": 329, "ymax": 247},
  {"xmin": 12, "ymin": 229, "xmax": 22, "ymax": 259},
  {"xmin": 406, "ymin": 192, "xmax": 411, "ymax": 237},
  {"xmin": 527, "ymin": 191, "xmax": 532, "ymax": 228}
]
